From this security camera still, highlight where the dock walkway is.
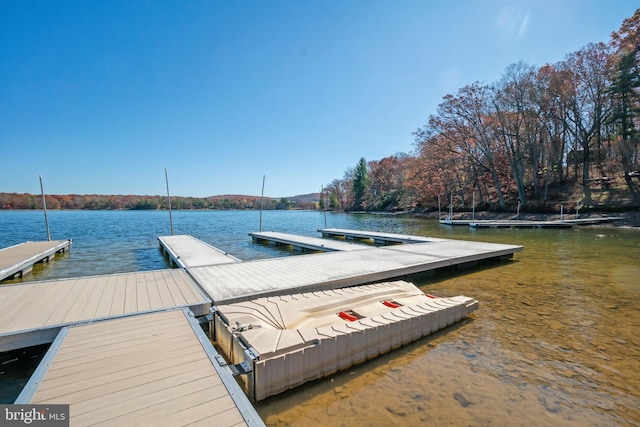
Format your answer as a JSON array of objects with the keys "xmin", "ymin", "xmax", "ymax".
[
  {"xmin": 0, "ymin": 240, "xmax": 71, "ymax": 282},
  {"xmin": 0, "ymin": 269, "xmax": 211, "ymax": 352},
  {"xmin": 158, "ymin": 235, "xmax": 240, "ymax": 268},
  {"xmin": 249, "ymin": 231, "xmax": 368, "ymax": 252},
  {"xmin": 318, "ymin": 228, "xmax": 445, "ymax": 244},
  {"xmin": 191, "ymin": 236, "xmax": 522, "ymax": 305},
  {"xmin": 16, "ymin": 309, "xmax": 264, "ymax": 427}
]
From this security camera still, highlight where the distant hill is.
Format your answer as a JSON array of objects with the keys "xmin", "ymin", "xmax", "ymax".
[{"xmin": 0, "ymin": 192, "xmax": 322, "ymax": 210}]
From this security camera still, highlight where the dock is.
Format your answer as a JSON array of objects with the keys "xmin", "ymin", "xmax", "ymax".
[
  {"xmin": 16, "ymin": 308, "xmax": 264, "ymax": 427},
  {"xmin": 0, "ymin": 240, "xmax": 71, "ymax": 282},
  {"xmin": 441, "ymin": 217, "xmax": 623, "ymax": 228},
  {"xmin": 318, "ymin": 228, "xmax": 446, "ymax": 244},
  {"xmin": 249, "ymin": 231, "xmax": 369, "ymax": 252},
  {"xmin": 158, "ymin": 235, "xmax": 241, "ymax": 268},
  {"xmin": 0, "ymin": 269, "xmax": 211, "ymax": 352},
  {"xmin": 190, "ymin": 236, "xmax": 522, "ymax": 305}
]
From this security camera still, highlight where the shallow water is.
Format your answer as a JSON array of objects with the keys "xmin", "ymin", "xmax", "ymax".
[{"xmin": 1, "ymin": 210, "xmax": 638, "ymax": 425}]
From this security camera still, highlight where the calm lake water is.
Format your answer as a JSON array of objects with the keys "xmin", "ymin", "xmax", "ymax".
[{"xmin": 1, "ymin": 210, "xmax": 639, "ymax": 426}]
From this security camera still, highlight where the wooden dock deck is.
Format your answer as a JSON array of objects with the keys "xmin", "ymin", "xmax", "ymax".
[
  {"xmin": 191, "ymin": 237, "xmax": 522, "ymax": 305},
  {"xmin": 249, "ymin": 231, "xmax": 369, "ymax": 252},
  {"xmin": 16, "ymin": 309, "xmax": 264, "ymax": 427},
  {"xmin": 158, "ymin": 235, "xmax": 241, "ymax": 268},
  {"xmin": 0, "ymin": 269, "xmax": 211, "ymax": 352},
  {"xmin": 0, "ymin": 240, "xmax": 71, "ymax": 282},
  {"xmin": 318, "ymin": 228, "xmax": 447, "ymax": 244}
]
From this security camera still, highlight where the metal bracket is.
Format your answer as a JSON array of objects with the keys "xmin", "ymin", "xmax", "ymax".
[{"xmin": 229, "ymin": 360, "xmax": 253, "ymax": 376}]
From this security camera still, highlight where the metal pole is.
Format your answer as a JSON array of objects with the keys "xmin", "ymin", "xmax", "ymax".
[
  {"xmin": 165, "ymin": 169, "xmax": 174, "ymax": 236},
  {"xmin": 259, "ymin": 175, "xmax": 265, "ymax": 232},
  {"xmin": 322, "ymin": 185, "xmax": 327, "ymax": 229},
  {"xmin": 560, "ymin": 204, "xmax": 563, "ymax": 222},
  {"xmin": 517, "ymin": 200, "xmax": 520, "ymax": 220},
  {"xmin": 437, "ymin": 195, "xmax": 441, "ymax": 220},
  {"xmin": 39, "ymin": 175, "xmax": 51, "ymax": 241}
]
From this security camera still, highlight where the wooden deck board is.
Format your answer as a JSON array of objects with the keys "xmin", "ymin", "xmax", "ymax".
[
  {"xmin": 18, "ymin": 309, "xmax": 262, "ymax": 427},
  {"xmin": 0, "ymin": 270, "xmax": 211, "ymax": 352}
]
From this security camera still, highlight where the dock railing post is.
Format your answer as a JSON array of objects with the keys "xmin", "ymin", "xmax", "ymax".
[
  {"xmin": 39, "ymin": 175, "xmax": 51, "ymax": 241},
  {"xmin": 165, "ymin": 169, "xmax": 174, "ymax": 236},
  {"xmin": 560, "ymin": 204, "xmax": 563, "ymax": 222}
]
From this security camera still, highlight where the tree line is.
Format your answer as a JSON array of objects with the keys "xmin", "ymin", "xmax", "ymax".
[
  {"xmin": 0, "ymin": 193, "xmax": 317, "ymax": 211},
  {"xmin": 324, "ymin": 10, "xmax": 640, "ymax": 213}
]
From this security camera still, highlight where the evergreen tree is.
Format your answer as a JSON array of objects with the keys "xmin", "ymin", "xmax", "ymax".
[{"xmin": 352, "ymin": 157, "xmax": 369, "ymax": 211}]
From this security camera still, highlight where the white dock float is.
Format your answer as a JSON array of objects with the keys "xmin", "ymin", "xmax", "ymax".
[
  {"xmin": 249, "ymin": 231, "xmax": 369, "ymax": 252},
  {"xmin": 190, "ymin": 238, "xmax": 522, "ymax": 305},
  {"xmin": 0, "ymin": 240, "xmax": 71, "ymax": 282},
  {"xmin": 0, "ymin": 269, "xmax": 211, "ymax": 352},
  {"xmin": 16, "ymin": 309, "xmax": 264, "ymax": 427},
  {"xmin": 214, "ymin": 281, "xmax": 478, "ymax": 400},
  {"xmin": 318, "ymin": 228, "xmax": 447, "ymax": 244},
  {"xmin": 158, "ymin": 235, "xmax": 241, "ymax": 268}
]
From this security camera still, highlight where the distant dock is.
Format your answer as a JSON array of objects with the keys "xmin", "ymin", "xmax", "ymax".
[
  {"xmin": 0, "ymin": 240, "xmax": 71, "ymax": 282},
  {"xmin": 440, "ymin": 217, "xmax": 623, "ymax": 228},
  {"xmin": 318, "ymin": 228, "xmax": 447, "ymax": 244},
  {"xmin": 249, "ymin": 231, "xmax": 369, "ymax": 252}
]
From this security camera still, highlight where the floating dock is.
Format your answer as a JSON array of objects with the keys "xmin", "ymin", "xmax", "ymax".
[
  {"xmin": 16, "ymin": 308, "xmax": 264, "ymax": 427},
  {"xmin": 0, "ymin": 240, "xmax": 71, "ymax": 282},
  {"xmin": 0, "ymin": 269, "xmax": 211, "ymax": 352},
  {"xmin": 190, "ymin": 236, "xmax": 522, "ymax": 305},
  {"xmin": 318, "ymin": 228, "xmax": 446, "ymax": 244},
  {"xmin": 441, "ymin": 217, "xmax": 623, "ymax": 228},
  {"xmin": 249, "ymin": 231, "xmax": 369, "ymax": 252},
  {"xmin": 158, "ymin": 235, "xmax": 240, "ymax": 268},
  {"xmin": 214, "ymin": 280, "xmax": 478, "ymax": 400}
]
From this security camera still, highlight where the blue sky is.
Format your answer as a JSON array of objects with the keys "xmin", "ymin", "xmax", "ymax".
[{"xmin": 0, "ymin": 1, "xmax": 636, "ymax": 198}]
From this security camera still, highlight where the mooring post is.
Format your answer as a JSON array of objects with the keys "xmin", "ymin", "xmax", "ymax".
[{"xmin": 39, "ymin": 175, "xmax": 51, "ymax": 241}]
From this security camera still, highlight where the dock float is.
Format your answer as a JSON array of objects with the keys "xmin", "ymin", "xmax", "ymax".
[
  {"xmin": 0, "ymin": 269, "xmax": 211, "ymax": 352},
  {"xmin": 0, "ymin": 240, "xmax": 71, "ymax": 282},
  {"xmin": 249, "ymin": 231, "xmax": 369, "ymax": 252},
  {"xmin": 318, "ymin": 228, "xmax": 446, "ymax": 244},
  {"xmin": 214, "ymin": 280, "xmax": 478, "ymax": 401},
  {"xmin": 16, "ymin": 309, "xmax": 264, "ymax": 427},
  {"xmin": 158, "ymin": 235, "xmax": 241, "ymax": 268},
  {"xmin": 190, "ymin": 237, "xmax": 522, "ymax": 305}
]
